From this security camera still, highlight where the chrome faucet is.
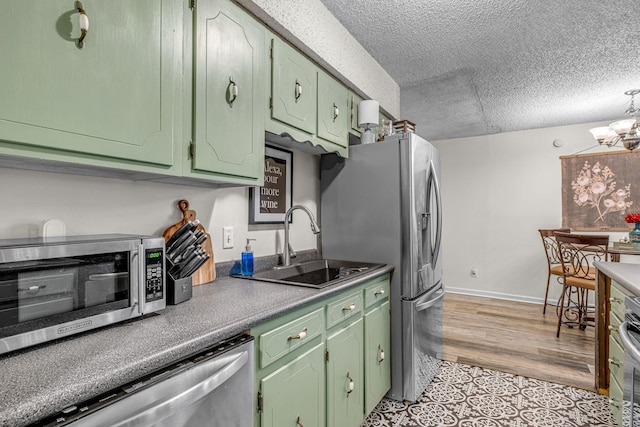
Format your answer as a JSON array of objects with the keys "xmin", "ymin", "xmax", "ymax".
[{"xmin": 283, "ymin": 205, "xmax": 321, "ymax": 266}]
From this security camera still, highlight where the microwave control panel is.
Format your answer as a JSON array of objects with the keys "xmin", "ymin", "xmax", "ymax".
[{"xmin": 144, "ymin": 248, "xmax": 164, "ymax": 302}]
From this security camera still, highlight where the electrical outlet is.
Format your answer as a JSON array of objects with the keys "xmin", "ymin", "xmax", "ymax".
[{"xmin": 223, "ymin": 226, "xmax": 234, "ymax": 249}]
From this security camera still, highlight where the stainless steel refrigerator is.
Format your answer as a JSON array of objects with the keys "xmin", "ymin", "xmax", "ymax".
[{"xmin": 320, "ymin": 132, "xmax": 444, "ymax": 402}]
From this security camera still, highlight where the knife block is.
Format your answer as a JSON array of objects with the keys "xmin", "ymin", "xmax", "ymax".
[{"xmin": 166, "ymin": 273, "xmax": 192, "ymax": 305}]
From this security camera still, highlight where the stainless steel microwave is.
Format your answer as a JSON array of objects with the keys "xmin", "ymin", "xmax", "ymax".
[{"xmin": 0, "ymin": 234, "xmax": 166, "ymax": 354}]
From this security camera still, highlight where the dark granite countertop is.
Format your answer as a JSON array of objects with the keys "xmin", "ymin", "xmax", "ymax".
[
  {"xmin": 0, "ymin": 265, "xmax": 393, "ymax": 427},
  {"xmin": 595, "ymin": 261, "xmax": 640, "ymax": 296}
]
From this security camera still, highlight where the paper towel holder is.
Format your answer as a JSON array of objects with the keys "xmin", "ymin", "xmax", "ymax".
[{"xmin": 358, "ymin": 100, "xmax": 379, "ymax": 144}]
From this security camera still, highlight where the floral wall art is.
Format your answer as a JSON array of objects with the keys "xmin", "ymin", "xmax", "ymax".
[{"xmin": 561, "ymin": 150, "xmax": 640, "ymax": 230}]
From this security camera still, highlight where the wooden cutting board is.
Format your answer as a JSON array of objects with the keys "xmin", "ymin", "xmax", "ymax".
[{"xmin": 162, "ymin": 199, "xmax": 216, "ymax": 285}]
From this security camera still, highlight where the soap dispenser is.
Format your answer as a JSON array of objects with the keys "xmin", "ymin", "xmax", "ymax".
[{"xmin": 241, "ymin": 238, "xmax": 256, "ymax": 276}]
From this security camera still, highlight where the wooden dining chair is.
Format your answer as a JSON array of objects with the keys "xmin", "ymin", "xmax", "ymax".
[
  {"xmin": 538, "ymin": 228, "xmax": 571, "ymax": 314},
  {"xmin": 553, "ymin": 231, "xmax": 609, "ymax": 338}
]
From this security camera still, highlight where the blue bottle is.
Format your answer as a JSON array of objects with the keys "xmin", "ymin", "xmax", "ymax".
[{"xmin": 241, "ymin": 238, "xmax": 256, "ymax": 276}]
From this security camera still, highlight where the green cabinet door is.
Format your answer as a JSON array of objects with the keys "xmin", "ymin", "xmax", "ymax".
[
  {"xmin": 327, "ymin": 317, "xmax": 364, "ymax": 427},
  {"xmin": 192, "ymin": 0, "xmax": 264, "ymax": 181},
  {"xmin": 317, "ymin": 71, "xmax": 349, "ymax": 148},
  {"xmin": 350, "ymin": 92, "xmax": 363, "ymax": 135},
  {"xmin": 271, "ymin": 37, "xmax": 317, "ymax": 134},
  {"xmin": 0, "ymin": 0, "xmax": 178, "ymax": 166},
  {"xmin": 364, "ymin": 301, "xmax": 391, "ymax": 414},
  {"xmin": 260, "ymin": 342, "xmax": 326, "ymax": 427}
]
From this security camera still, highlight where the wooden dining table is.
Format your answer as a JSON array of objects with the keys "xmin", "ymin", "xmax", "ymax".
[{"xmin": 609, "ymin": 245, "xmax": 640, "ymax": 262}]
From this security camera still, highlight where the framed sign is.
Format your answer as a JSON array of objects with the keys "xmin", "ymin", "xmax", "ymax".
[
  {"xmin": 250, "ymin": 145, "xmax": 293, "ymax": 224},
  {"xmin": 561, "ymin": 150, "xmax": 640, "ymax": 230}
]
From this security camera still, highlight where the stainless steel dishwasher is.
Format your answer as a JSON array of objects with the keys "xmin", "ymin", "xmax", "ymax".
[{"xmin": 35, "ymin": 334, "xmax": 253, "ymax": 427}]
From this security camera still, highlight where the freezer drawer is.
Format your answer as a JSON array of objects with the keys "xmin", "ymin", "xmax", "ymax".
[{"xmin": 402, "ymin": 283, "xmax": 444, "ymax": 402}]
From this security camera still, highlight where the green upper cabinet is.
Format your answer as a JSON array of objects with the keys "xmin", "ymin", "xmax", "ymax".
[
  {"xmin": 0, "ymin": 0, "xmax": 179, "ymax": 168},
  {"xmin": 191, "ymin": 0, "xmax": 265, "ymax": 183},
  {"xmin": 317, "ymin": 71, "xmax": 349, "ymax": 149},
  {"xmin": 270, "ymin": 37, "xmax": 317, "ymax": 135}
]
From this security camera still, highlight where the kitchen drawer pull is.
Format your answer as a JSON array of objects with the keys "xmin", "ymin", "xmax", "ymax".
[
  {"xmin": 287, "ymin": 327, "xmax": 307, "ymax": 341},
  {"xmin": 610, "ymin": 297, "xmax": 622, "ymax": 304},
  {"xmin": 608, "ymin": 325, "xmax": 617, "ymax": 331},
  {"xmin": 332, "ymin": 103, "xmax": 339, "ymax": 121},
  {"xmin": 18, "ymin": 285, "xmax": 45, "ymax": 294},
  {"xmin": 610, "ymin": 398, "xmax": 621, "ymax": 409},
  {"xmin": 378, "ymin": 345, "xmax": 385, "ymax": 363},
  {"xmin": 296, "ymin": 416, "xmax": 304, "ymax": 427},
  {"xmin": 374, "ymin": 289, "xmax": 385, "ymax": 296},
  {"xmin": 608, "ymin": 357, "xmax": 621, "ymax": 367},
  {"xmin": 346, "ymin": 372, "xmax": 354, "ymax": 394},
  {"xmin": 228, "ymin": 77, "xmax": 238, "ymax": 107},
  {"xmin": 75, "ymin": 1, "xmax": 89, "ymax": 49},
  {"xmin": 294, "ymin": 81, "xmax": 302, "ymax": 100},
  {"xmin": 342, "ymin": 304, "xmax": 356, "ymax": 312}
]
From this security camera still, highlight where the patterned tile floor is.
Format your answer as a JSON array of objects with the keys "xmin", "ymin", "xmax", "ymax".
[{"xmin": 362, "ymin": 361, "xmax": 615, "ymax": 427}]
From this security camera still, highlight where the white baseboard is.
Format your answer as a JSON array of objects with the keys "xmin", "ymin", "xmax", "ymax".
[
  {"xmin": 445, "ymin": 287, "xmax": 594, "ymax": 309},
  {"xmin": 445, "ymin": 287, "xmax": 551, "ymax": 306}
]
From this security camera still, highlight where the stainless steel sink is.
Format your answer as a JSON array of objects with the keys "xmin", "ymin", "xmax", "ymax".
[{"xmin": 235, "ymin": 259, "xmax": 385, "ymax": 288}]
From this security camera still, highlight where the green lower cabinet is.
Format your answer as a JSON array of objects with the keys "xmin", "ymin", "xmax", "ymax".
[
  {"xmin": 253, "ymin": 273, "xmax": 391, "ymax": 427},
  {"xmin": 364, "ymin": 301, "xmax": 391, "ymax": 415},
  {"xmin": 260, "ymin": 342, "xmax": 326, "ymax": 427},
  {"xmin": 327, "ymin": 317, "xmax": 364, "ymax": 427}
]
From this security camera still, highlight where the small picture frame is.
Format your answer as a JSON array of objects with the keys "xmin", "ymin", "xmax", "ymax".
[{"xmin": 249, "ymin": 145, "xmax": 293, "ymax": 224}]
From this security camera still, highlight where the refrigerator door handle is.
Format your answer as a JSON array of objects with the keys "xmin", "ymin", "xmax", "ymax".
[
  {"xmin": 415, "ymin": 284, "xmax": 445, "ymax": 312},
  {"xmin": 426, "ymin": 161, "xmax": 442, "ymax": 268}
]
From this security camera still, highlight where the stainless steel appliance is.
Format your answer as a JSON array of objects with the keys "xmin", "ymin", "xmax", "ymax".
[
  {"xmin": 34, "ymin": 334, "xmax": 254, "ymax": 427},
  {"xmin": 620, "ymin": 296, "xmax": 640, "ymax": 425},
  {"xmin": 0, "ymin": 234, "xmax": 166, "ymax": 354},
  {"xmin": 321, "ymin": 132, "xmax": 443, "ymax": 402}
]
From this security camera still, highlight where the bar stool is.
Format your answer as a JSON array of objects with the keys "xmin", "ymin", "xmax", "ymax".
[
  {"xmin": 538, "ymin": 228, "xmax": 570, "ymax": 314},
  {"xmin": 553, "ymin": 231, "xmax": 609, "ymax": 338}
]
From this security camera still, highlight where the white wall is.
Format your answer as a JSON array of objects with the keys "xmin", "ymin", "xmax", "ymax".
[
  {"xmin": 431, "ymin": 121, "xmax": 638, "ymax": 303},
  {"xmin": 0, "ymin": 149, "xmax": 320, "ymax": 264}
]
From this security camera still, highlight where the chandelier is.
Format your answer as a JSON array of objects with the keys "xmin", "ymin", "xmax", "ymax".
[{"xmin": 589, "ymin": 89, "xmax": 640, "ymax": 151}]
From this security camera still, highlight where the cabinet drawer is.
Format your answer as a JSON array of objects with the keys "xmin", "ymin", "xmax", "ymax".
[
  {"xmin": 610, "ymin": 281, "xmax": 631, "ymax": 321},
  {"xmin": 609, "ymin": 335, "xmax": 625, "ymax": 385},
  {"xmin": 609, "ymin": 374, "xmax": 623, "ymax": 427},
  {"xmin": 259, "ymin": 308, "xmax": 324, "ymax": 369},
  {"xmin": 327, "ymin": 291, "xmax": 363, "ymax": 329},
  {"xmin": 364, "ymin": 276, "xmax": 390, "ymax": 309}
]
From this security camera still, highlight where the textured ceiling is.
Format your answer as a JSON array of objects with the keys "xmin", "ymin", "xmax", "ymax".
[{"xmin": 318, "ymin": 0, "xmax": 639, "ymax": 140}]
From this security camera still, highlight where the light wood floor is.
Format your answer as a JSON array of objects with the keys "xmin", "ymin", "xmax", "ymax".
[{"xmin": 443, "ymin": 292, "xmax": 596, "ymax": 391}]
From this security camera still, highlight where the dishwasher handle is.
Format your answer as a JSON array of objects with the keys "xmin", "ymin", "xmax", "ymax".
[{"xmin": 112, "ymin": 350, "xmax": 249, "ymax": 427}]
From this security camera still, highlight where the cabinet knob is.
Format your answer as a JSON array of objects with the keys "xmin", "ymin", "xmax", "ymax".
[
  {"xmin": 609, "ymin": 297, "xmax": 621, "ymax": 304},
  {"xmin": 379, "ymin": 346, "xmax": 385, "ymax": 363},
  {"xmin": 75, "ymin": 1, "xmax": 89, "ymax": 49},
  {"xmin": 609, "ymin": 398, "xmax": 621, "ymax": 409},
  {"xmin": 296, "ymin": 416, "xmax": 304, "ymax": 427},
  {"xmin": 342, "ymin": 304, "xmax": 356, "ymax": 312},
  {"xmin": 294, "ymin": 81, "xmax": 302, "ymax": 101},
  {"xmin": 608, "ymin": 357, "xmax": 621, "ymax": 367},
  {"xmin": 227, "ymin": 77, "xmax": 239, "ymax": 107},
  {"xmin": 287, "ymin": 327, "xmax": 307, "ymax": 341},
  {"xmin": 332, "ymin": 103, "xmax": 339, "ymax": 121},
  {"xmin": 608, "ymin": 325, "xmax": 616, "ymax": 331},
  {"xmin": 374, "ymin": 289, "xmax": 385, "ymax": 296},
  {"xmin": 346, "ymin": 372, "xmax": 354, "ymax": 394}
]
